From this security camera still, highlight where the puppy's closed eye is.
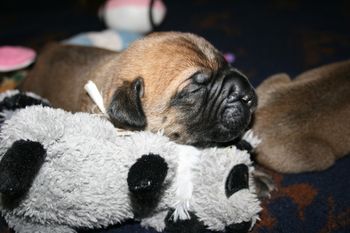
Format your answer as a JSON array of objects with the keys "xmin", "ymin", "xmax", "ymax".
[
  {"xmin": 174, "ymin": 72, "xmax": 210, "ymax": 99},
  {"xmin": 172, "ymin": 84, "xmax": 205, "ymax": 106}
]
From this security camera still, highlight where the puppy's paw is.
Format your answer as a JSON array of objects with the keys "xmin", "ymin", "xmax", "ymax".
[{"xmin": 252, "ymin": 169, "xmax": 275, "ymax": 199}]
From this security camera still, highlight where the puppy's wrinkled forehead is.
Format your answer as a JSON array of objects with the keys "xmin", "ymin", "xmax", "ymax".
[
  {"xmin": 122, "ymin": 32, "xmax": 225, "ymax": 94},
  {"xmin": 160, "ymin": 32, "xmax": 224, "ymax": 69},
  {"xmin": 126, "ymin": 32, "xmax": 224, "ymax": 74},
  {"xmin": 110, "ymin": 32, "xmax": 227, "ymax": 114}
]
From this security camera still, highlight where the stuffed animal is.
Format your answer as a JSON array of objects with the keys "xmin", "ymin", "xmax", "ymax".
[
  {"xmin": 65, "ymin": 0, "xmax": 166, "ymax": 51},
  {"xmin": 102, "ymin": 0, "xmax": 166, "ymax": 34},
  {"xmin": 0, "ymin": 47, "xmax": 36, "ymax": 92},
  {"xmin": 0, "ymin": 46, "xmax": 36, "ymax": 73},
  {"xmin": 0, "ymin": 91, "xmax": 261, "ymax": 233},
  {"xmin": 0, "ymin": 90, "xmax": 49, "ymax": 125}
]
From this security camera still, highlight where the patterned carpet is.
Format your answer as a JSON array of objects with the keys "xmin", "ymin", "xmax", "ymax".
[{"xmin": 0, "ymin": 0, "xmax": 349, "ymax": 232}]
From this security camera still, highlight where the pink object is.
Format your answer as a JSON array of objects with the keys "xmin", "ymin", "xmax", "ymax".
[
  {"xmin": 0, "ymin": 46, "xmax": 36, "ymax": 72},
  {"xmin": 224, "ymin": 52, "xmax": 236, "ymax": 64}
]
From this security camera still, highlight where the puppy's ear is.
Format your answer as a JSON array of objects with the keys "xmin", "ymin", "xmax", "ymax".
[{"xmin": 108, "ymin": 77, "xmax": 147, "ymax": 130}]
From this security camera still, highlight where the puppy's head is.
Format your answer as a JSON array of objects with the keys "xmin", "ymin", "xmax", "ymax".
[{"xmin": 106, "ymin": 32, "xmax": 257, "ymax": 146}]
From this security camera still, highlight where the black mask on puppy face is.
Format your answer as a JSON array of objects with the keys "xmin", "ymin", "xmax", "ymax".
[{"xmin": 170, "ymin": 66, "xmax": 257, "ymax": 146}]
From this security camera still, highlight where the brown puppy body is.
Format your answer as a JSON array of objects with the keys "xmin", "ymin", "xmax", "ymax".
[
  {"xmin": 21, "ymin": 44, "xmax": 116, "ymax": 112},
  {"xmin": 21, "ymin": 32, "xmax": 257, "ymax": 146},
  {"xmin": 253, "ymin": 60, "xmax": 350, "ymax": 173}
]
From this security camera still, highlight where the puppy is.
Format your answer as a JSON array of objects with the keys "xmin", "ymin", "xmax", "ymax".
[
  {"xmin": 253, "ymin": 60, "xmax": 350, "ymax": 173},
  {"xmin": 20, "ymin": 32, "xmax": 257, "ymax": 147},
  {"xmin": 18, "ymin": 31, "xmax": 274, "ymax": 198}
]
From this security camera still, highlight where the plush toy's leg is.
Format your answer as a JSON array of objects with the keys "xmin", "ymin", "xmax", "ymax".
[
  {"xmin": 127, "ymin": 153, "xmax": 168, "ymax": 217},
  {"xmin": 0, "ymin": 140, "xmax": 46, "ymax": 196}
]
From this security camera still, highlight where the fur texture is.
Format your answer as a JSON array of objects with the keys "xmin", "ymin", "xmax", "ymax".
[
  {"xmin": 253, "ymin": 60, "xmax": 350, "ymax": 173},
  {"xmin": 0, "ymin": 105, "xmax": 261, "ymax": 233},
  {"xmin": 20, "ymin": 32, "xmax": 257, "ymax": 146}
]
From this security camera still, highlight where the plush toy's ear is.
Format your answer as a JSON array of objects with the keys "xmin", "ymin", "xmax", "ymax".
[{"xmin": 107, "ymin": 77, "xmax": 147, "ymax": 130}]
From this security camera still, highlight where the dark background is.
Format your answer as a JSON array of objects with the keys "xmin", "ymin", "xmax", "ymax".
[
  {"xmin": 1, "ymin": 0, "xmax": 349, "ymax": 86},
  {"xmin": 0, "ymin": 1, "xmax": 349, "ymax": 233}
]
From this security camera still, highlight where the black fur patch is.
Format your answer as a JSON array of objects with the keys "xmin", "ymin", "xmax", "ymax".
[
  {"xmin": 0, "ymin": 140, "xmax": 46, "ymax": 197},
  {"xmin": 235, "ymin": 139, "xmax": 253, "ymax": 153},
  {"xmin": 225, "ymin": 164, "xmax": 249, "ymax": 198},
  {"xmin": 0, "ymin": 92, "xmax": 49, "ymax": 111},
  {"xmin": 107, "ymin": 78, "xmax": 147, "ymax": 131},
  {"xmin": 0, "ymin": 92, "xmax": 50, "ymax": 124},
  {"xmin": 0, "ymin": 216, "xmax": 9, "ymax": 232},
  {"xmin": 170, "ymin": 67, "xmax": 255, "ymax": 146},
  {"xmin": 127, "ymin": 153, "xmax": 168, "ymax": 217}
]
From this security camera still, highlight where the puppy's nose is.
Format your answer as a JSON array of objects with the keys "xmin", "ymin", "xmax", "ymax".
[{"xmin": 224, "ymin": 70, "xmax": 257, "ymax": 111}]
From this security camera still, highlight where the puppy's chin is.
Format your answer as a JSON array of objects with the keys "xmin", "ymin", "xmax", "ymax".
[
  {"xmin": 221, "ymin": 102, "xmax": 251, "ymax": 133},
  {"xmin": 205, "ymin": 120, "xmax": 251, "ymax": 146}
]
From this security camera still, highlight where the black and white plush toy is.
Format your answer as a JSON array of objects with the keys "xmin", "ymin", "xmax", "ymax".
[
  {"xmin": 0, "ymin": 90, "xmax": 49, "ymax": 125},
  {"xmin": 0, "ymin": 91, "xmax": 261, "ymax": 233}
]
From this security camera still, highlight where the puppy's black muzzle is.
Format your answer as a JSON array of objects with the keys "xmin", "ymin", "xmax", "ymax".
[
  {"xmin": 202, "ymin": 68, "xmax": 257, "ymax": 144},
  {"xmin": 220, "ymin": 68, "xmax": 257, "ymax": 113}
]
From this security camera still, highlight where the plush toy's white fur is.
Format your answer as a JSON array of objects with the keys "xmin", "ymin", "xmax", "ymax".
[{"xmin": 0, "ymin": 105, "xmax": 261, "ymax": 233}]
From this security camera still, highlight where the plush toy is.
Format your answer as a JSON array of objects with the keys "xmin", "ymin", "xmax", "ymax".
[
  {"xmin": 0, "ymin": 91, "xmax": 261, "ymax": 233},
  {"xmin": 102, "ymin": 0, "xmax": 166, "ymax": 34},
  {"xmin": 0, "ymin": 47, "xmax": 36, "ymax": 92},
  {"xmin": 0, "ymin": 90, "xmax": 49, "ymax": 125},
  {"xmin": 66, "ymin": 0, "xmax": 166, "ymax": 51},
  {"xmin": 0, "ymin": 47, "xmax": 36, "ymax": 72}
]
